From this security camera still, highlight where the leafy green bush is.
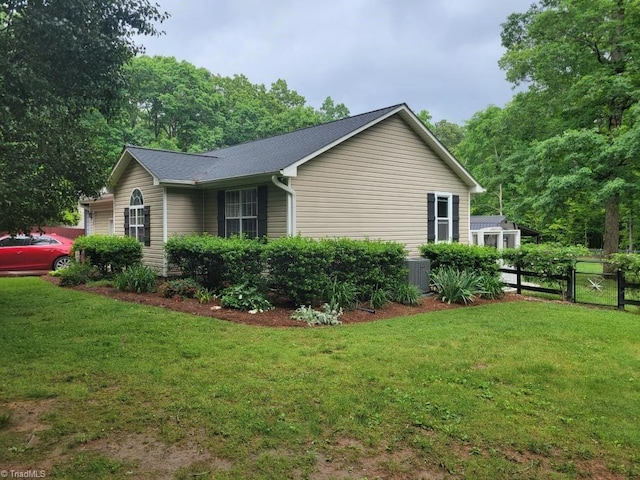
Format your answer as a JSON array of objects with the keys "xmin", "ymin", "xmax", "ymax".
[
  {"xmin": 326, "ymin": 238, "xmax": 407, "ymax": 299},
  {"xmin": 264, "ymin": 236, "xmax": 333, "ymax": 305},
  {"xmin": 113, "ymin": 264, "xmax": 157, "ymax": 293},
  {"xmin": 323, "ymin": 277, "xmax": 358, "ymax": 310},
  {"xmin": 291, "ymin": 304, "xmax": 343, "ymax": 326},
  {"xmin": 501, "ymin": 243, "xmax": 588, "ymax": 284},
  {"xmin": 476, "ymin": 272, "xmax": 504, "ymax": 299},
  {"xmin": 57, "ymin": 262, "xmax": 102, "ymax": 286},
  {"xmin": 159, "ymin": 278, "xmax": 201, "ymax": 299},
  {"xmin": 165, "ymin": 234, "xmax": 266, "ymax": 289},
  {"xmin": 368, "ymin": 287, "xmax": 389, "ymax": 309},
  {"xmin": 219, "ymin": 283, "xmax": 273, "ymax": 311},
  {"xmin": 430, "ymin": 267, "xmax": 481, "ymax": 305},
  {"xmin": 72, "ymin": 235, "xmax": 143, "ymax": 276},
  {"xmin": 391, "ymin": 283, "xmax": 422, "ymax": 306},
  {"xmin": 610, "ymin": 253, "xmax": 640, "ymax": 281},
  {"xmin": 419, "ymin": 243, "xmax": 501, "ymax": 275}
]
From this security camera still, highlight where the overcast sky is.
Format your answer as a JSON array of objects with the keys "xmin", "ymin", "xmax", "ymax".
[{"xmin": 137, "ymin": 0, "xmax": 534, "ymax": 124}]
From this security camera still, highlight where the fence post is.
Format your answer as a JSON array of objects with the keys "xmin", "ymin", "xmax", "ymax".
[
  {"xmin": 566, "ymin": 267, "xmax": 574, "ymax": 302},
  {"xmin": 516, "ymin": 265, "xmax": 522, "ymax": 295},
  {"xmin": 617, "ymin": 269, "xmax": 625, "ymax": 310}
]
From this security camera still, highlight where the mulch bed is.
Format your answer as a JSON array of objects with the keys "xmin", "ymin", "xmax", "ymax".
[{"xmin": 42, "ymin": 275, "xmax": 524, "ymax": 327}]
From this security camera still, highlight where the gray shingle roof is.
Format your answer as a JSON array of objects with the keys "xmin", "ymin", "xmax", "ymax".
[
  {"xmin": 470, "ymin": 215, "xmax": 507, "ymax": 230},
  {"xmin": 122, "ymin": 104, "xmax": 402, "ymax": 184}
]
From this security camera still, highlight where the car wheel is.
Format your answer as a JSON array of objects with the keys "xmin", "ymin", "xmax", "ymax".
[{"xmin": 53, "ymin": 256, "xmax": 71, "ymax": 271}]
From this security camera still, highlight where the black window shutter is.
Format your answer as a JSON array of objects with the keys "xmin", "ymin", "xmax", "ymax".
[
  {"xmin": 124, "ymin": 208, "xmax": 130, "ymax": 237},
  {"xmin": 452, "ymin": 195, "xmax": 460, "ymax": 242},
  {"xmin": 217, "ymin": 190, "xmax": 225, "ymax": 237},
  {"xmin": 427, "ymin": 193, "xmax": 435, "ymax": 243},
  {"xmin": 257, "ymin": 185, "xmax": 268, "ymax": 238},
  {"xmin": 143, "ymin": 206, "xmax": 151, "ymax": 247}
]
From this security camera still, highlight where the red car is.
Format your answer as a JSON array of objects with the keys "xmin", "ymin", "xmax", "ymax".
[{"xmin": 0, "ymin": 234, "xmax": 74, "ymax": 271}]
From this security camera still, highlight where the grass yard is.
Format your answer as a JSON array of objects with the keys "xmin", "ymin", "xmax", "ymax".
[{"xmin": 1, "ymin": 278, "xmax": 639, "ymax": 479}]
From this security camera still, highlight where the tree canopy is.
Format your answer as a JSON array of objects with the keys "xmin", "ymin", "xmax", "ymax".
[
  {"xmin": 456, "ymin": 0, "xmax": 640, "ymax": 251},
  {"xmin": 0, "ymin": 0, "xmax": 167, "ymax": 234}
]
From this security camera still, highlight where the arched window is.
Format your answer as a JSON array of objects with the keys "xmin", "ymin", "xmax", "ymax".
[{"xmin": 124, "ymin": 189, "xmax": 150, "ymax": 245}]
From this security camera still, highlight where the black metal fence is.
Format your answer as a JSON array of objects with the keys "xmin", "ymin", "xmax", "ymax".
[{"xmin": 500, "ymin": 262, "xmax": 640, "ymax": 310}]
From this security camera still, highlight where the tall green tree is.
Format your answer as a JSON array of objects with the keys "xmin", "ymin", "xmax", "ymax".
[
  {"xmin": 499, "ymin": 0, "xmax": 640, "ymax": 256},
  {"xmin": 0, "ymin": 0, "xmax": 166, "ymax": 234}
]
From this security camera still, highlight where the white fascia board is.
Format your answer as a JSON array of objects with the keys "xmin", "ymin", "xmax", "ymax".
[{"xmin": 280, "ymin": 105, "xmax": 407, "ymax": 178}]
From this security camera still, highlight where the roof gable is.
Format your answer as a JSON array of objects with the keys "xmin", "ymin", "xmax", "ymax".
[{"xmin": 109, "ymin": 104, "xmax": 483, "ymax": 193}]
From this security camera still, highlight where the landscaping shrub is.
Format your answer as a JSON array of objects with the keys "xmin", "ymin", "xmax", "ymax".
[
  {"xmin": 368, "ymin": 287, "xmax": 390, "ymax": 309},
  {"xmin": 159, "ymin": 278, "xmax": 201, "ymax": 299},
  {"xmin": 323, "ymin": 277, "xmax": 358, "ymax": 310},
  {"xmin": 195, "ymin": 287, "xmax": 215, "ymax": 304},
  {"xmin": 476, "ymin": 272, "xmax": 505, "ymax": 299},
  {"xmin": 57, "ymin": 261, "xmax": 102, "ymax": 286},
  {"xmin": 501, "ymin": 243, "xmax": 588, "ymax": 285},
  {"xmin": 264, "ymin": 236, "xmax": 333, "ymax": 306},
  {"xmin": 419, "ymin": 243, "xmax": 501, "ymax": 275},
  {"xmin": 165, "ymin": 234, "xmax": 265, "ymax": 289},
  {"xmin": 291, "ymin": 304, "xmax": 343, "ymax": 326},
  {"xmin": 610, "ymin": 253, "xmax": 640, "ymax": 281},
  {"xmin": 325, "ymin": 238, "xmax": 408, "ymax": 299},
  {"xmin": 113, "ymin": 264, "xmax": 157, "ymax": 293},
  {"xmin": 391, "ymin": 282, "xmax": 422, "ymax": 306},
  {"xmin": 72, "ymin": 235, "xmax": 142, "ymax": 276},
  {"xmin": 219, "ymin": 283, "xmax": 273, "ymax": 312},
  {"xmin": 430, "ymin": 267, "xmax": 481, "ymax": 304}
]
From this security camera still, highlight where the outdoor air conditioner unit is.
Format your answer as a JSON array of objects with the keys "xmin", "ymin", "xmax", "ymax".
[{"xmin": 404, "ymin": 258, "xmax": 430, "ymax": 293}]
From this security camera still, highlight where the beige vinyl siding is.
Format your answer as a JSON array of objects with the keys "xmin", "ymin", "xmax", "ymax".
[
  {"xmin": 292, "ymin": 114, "xmax": 470, "ymax": 256},
  {"xmin": 166, "ymin": 188, "xmax": 204, "ymax": 236},
  {"xmin": 113, "ymin": 159, "xmax": 165, "ymax": 272},
  {"xmin": 267, "ymin": 183, "xmax": 287, "ymax": 238},
  {"xmin": 90, "ymin": 204, "xmax": 113, "ymax": 235},
  {"xmin": 202, "ymin": 183, "xmax": 287, "ymax": 238}
]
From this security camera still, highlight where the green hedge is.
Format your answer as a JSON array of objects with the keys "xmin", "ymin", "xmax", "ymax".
[
  {"xmin": 609, "ymin": 253, "xmax": 640, "ymax": 281},
  {"xmin": 263, "ymin": 236, "xmax": 333, "ymax": 305},
  {"xmin": 419, "ymin": 243, "xmax": 501, "ymax": 275},
  {"xmin": 164, "ymin": 235, "xmax": 265, "ymax": 289},
  {"xmin": 264, "ymin": 237, "xmax": 407, "ymax": 306},
  {"xmin": 165, "ymin": 235, "xmax": 408, "ymax": 305},
  {"xmin": 72, "ymin": 235, "xmax": 143, "ymax": 275},
  {"xmin": 326, "ymin": 238, "xmax": 408, "ymax": 297},
  {"xmin": 501, "ymin": 243, "xmax": 588, "ymax": 281}
]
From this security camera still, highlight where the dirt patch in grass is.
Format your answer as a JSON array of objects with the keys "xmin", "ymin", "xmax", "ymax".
[{"xmin": 42, "ymin": 275, "xmax": 524, "ymax": 327}]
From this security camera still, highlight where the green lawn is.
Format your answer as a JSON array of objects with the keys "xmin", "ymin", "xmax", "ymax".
[{"xmin": 1, "ymin": 278, "xmax": 639, "ymax": 479}]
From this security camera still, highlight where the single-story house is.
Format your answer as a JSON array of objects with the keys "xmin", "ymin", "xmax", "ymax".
[
  {"xmin": 87, "ymin": 104, "xmax": 484, "ymax": 275},
  {"xmin": 470, "ymin": 215, "xmax": 541, "ymax": 249}
]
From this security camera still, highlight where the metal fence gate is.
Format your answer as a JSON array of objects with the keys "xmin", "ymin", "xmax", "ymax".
[{"xmin": 573, "ymin": 260, "xmax": 619, "ymax": 307}]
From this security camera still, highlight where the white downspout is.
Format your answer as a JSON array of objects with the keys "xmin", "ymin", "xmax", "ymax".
[
  {"xmin": 162, "ymin": 187, "xmax": 168, "ymax": 277},
  {"xmin": 271, "ymin": 175, "xmax": 296, "ymax": 236}
]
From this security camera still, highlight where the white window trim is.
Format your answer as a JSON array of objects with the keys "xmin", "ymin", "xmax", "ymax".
[
  {"xmin": 225, "ymin": 187, "xmax": 258, "ymax": 238},
  {"xmin": 129, "ymin": 188, "xmax": 144, "ymax": 243},
  {"xmin": 435, "ymin": 192, "xmax": 453, "ymax": 243}
]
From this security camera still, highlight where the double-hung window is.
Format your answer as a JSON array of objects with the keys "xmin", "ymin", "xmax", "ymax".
[
  {"xmin": 427, "ymin": 192, "xmax": 459, "ymax": 243},
  {"xmin": 436, "ymin": 193, "xmax": 452, "ymax": 243},
  {"xmin": 225, "ymin": 188, "xmax": 258, "ymax": 238}
]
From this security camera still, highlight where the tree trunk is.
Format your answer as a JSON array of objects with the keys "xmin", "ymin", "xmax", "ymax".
[{"xmin": 603, "ymin": 195, "xmax": 620, "ymax": 273}]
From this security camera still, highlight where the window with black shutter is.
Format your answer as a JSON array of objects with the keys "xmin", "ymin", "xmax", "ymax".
[{"xmin": 217, "ymin": 186, "xmax": 267, "ymax": 238}]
